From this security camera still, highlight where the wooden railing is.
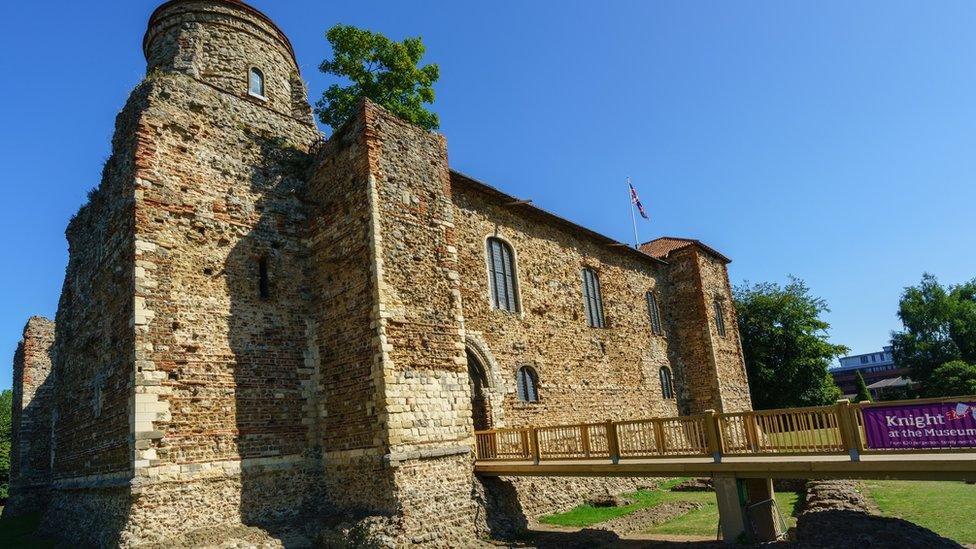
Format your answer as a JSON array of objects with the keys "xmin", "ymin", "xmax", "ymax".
[{"xmin": 474, "ymin": 396, "xmax": 976, "ymax": 463}]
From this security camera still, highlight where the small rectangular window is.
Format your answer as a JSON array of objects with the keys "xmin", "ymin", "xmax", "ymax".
[{"xmin": 259, "ymin": 257, "xmax": 270, "ymax": 300}]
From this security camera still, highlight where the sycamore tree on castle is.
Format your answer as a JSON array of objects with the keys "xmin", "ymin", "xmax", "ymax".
[
  {"xmin": 734, "ymin": 277, "xmax": 847, "ymax": 410},
  {"xmin": 315, "ymin": 24, "xmax": 440, "ymax": 131}
]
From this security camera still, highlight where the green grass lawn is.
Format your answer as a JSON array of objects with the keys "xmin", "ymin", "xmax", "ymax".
[
  {"xmin": 646, "ymin": 489, "xmax": 801, "ymax": 537},
  {"xmin": 540, "ymin": 478, "xmax": 803, "ymax": 537},
  {"xmin": 538, "ymin": 478, "xmax": 685, "ymax": 527},
  {"xmin": 865, "ymin": 480, "xmax": 976, "ymax": 544}
]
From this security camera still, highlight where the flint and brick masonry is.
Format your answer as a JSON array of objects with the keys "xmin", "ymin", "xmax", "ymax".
[{"xmin": 6, "ymin": 0, "xmax": 752, "ymax": 546}]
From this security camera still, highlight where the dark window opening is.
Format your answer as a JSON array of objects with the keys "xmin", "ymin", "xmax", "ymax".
[
  {"xmin": 259, "ymin": 257, "xmax": 270, "ymax": 300},
  {"xmin": 582, "ymin": 268, "xmax": 605, "ymax": 328},
  {"xmin": 249, "ymin": 67, "xmax": 265, "ymax": 97},
  {"xmin": 713, "ymin": 298, "xmax": 726, "ymax": 337},
  {"xmin": 659, "ymin": 367, "xmax": 674, "ymax": 399},
  {"xmin": 516, "ymin": 366, "xmax": 539, "ymax": 402},
  {"xmin": 487, "ymin": 237, "xmax": 519, "ymax": 313},
  {"xmin": 647, "ymin": 291, "xmax": 663, "ymax": 335}
]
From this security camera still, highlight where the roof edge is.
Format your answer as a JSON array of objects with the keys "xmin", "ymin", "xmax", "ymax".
[
  {"xmin": 451, "ymin": 170, "xmax": 669, "ymax": 267},
  {"xmin": 640, "ymin": 236, "xmax": 732, "ymax": 264}
]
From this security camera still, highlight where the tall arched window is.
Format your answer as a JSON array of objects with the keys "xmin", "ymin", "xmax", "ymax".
[
  {"xmin": 646, "ymin": 291, "xmax": 663, "ymax": 335},
  {"xmin": 515, "ymin": 366, "xmax": 539, "ymax": 402},
  {"xmin": 486, "ymin": 237, "xmax": 519, "ymax": 312},
  {"xmin": 713, "ymin": 298, "xmax": 727, "ymax": 337},
  {"xmin": 249, "ymin": 67, "xmax": 265, "ymax": 98},
  {"xmin": 581, "ymin": 268, "xmax": 605, "ymax": 328},
  {"xmin": 659, "ymin": 367, "xmax": 674, "ymax": 399}
]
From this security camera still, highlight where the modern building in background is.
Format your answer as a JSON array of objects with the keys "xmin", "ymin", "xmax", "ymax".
[{"xmin": 831, "ymin": 346, "xmax": 914, "ymax": 399}]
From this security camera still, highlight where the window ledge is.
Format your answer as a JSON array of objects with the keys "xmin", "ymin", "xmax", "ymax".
[{"xmin": 247, "ymin": 91, "xmax": 268, "ymax": 102}]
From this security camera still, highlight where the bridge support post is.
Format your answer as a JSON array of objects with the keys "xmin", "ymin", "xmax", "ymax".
[{"xmin": 714, "ymin": 476, "xmax": 782, "ymax": 543}]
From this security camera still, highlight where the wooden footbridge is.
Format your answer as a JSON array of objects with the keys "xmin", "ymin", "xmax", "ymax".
[
  {"xmin": 474, "ymin": 397, "xmax": 976, "ymax": 542},
  {"xmin": 474, "ymin": 397, "xmax": 976, "ymax": 482}
]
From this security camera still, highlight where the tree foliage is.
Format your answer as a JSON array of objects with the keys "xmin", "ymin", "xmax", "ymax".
[
  {"xmin": 891, "ymin": 274, "xmax": 976, "ymax": 397},
  {"xmin": 315, "ymin": 25, "xmax": 440, "ymax": 131},
  {"xmin": 929, "ymin": 361, "xmax": 976, "ymax": 397},
  {"xmin": 0, "ymin": 389, "xmax": 12, "ymax": 501},
  {"xmin": 734, "ymin": 277, "xmax": 846, "ymax": 410},
  {"xmin": 854, "ymin": 371, "xmax": 873, "ymax": 403}
]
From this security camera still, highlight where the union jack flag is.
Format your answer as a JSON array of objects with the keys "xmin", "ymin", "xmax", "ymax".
[{"xmin": 630, "ymin": 182, "xmax": 649, "ymax": 220}]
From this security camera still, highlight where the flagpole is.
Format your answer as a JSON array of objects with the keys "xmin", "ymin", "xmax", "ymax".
[{"xmin": 627, "ymin": 177, "xmax": 639, "ymax": 249}]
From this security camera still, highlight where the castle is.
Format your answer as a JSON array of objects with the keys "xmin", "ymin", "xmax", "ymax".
[{"xmin": 6, "ymin": 1, "xmax": 752, "ymax": 546}]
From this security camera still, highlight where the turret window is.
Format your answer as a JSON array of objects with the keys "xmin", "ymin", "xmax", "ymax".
[{"xmin": 249, "ymin": 67, "xmax": 266, "ymax": 98}]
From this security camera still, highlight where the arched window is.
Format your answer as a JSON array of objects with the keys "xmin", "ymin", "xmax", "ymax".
[
  {"xmin": 659, "ymin": 367, "xmax": 674, "ymax": 399},
  {"xmin": 713, "ymin": 298, "xmax": 726, "ymax": 337},
  {"xmin": 486, "ymin": 237, "xmax": 519, "ymax": 312},
  {"xmin": 581, "ymin": 268, "xmax": 605, "ymax": 328},
  {"xmin": 646, "ymin": 291, "xmax": 663, "ymax": 335},
  {"xmin": 515, "ymin": 366, "xmax": 539, "ymax": 402},
  {"xmin": 248, "ymin": 67, "xmax": 265, "ymax": 98}
]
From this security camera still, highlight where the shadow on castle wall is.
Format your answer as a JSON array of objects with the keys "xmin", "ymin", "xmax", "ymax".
[{"xmin": 226, "ymin": 130, "xmax": 324, "ymax": 538}]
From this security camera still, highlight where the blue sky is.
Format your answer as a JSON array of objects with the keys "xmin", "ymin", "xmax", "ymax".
[{"xmin": 1, "ymin": 1, "xmax": 974, "ymax": 390}]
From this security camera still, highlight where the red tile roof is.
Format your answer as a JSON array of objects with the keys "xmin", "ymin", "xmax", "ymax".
[{"xmin": 639, "ymin": 237, "xmax": 731, "ymax": 263}]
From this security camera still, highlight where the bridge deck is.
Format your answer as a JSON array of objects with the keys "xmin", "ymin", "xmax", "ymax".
[{"xmin": 474, "ymin": 452, "xmax": 976, "ymax": 481}]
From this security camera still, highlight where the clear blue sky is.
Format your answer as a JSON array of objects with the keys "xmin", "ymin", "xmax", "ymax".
[{"xmin": 2, "ymin": 1, "xmax": 974, "ymax": 390}]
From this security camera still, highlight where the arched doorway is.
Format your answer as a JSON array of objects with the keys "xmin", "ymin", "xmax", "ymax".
[{"xmin": 466, "ymin": 349, "xmax": 493, "ymax": 431}]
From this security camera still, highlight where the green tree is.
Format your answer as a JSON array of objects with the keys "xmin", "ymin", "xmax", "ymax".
[
  {"xmin": 854, "ymin": 371, "xmax": 873, "ymax": 403},
  {"xmin": 927, "ymin": 361, "xmax": 976, "ymax": 397},
  {"xmin": 891, "ymin": 274, "xmax": 976, "ymax": 396},
  {"xmin": 734, "ymin": 277, "xmax": 846, "ymax": 410},
  {"xmin": 0, "ymin": 389, "xmax": 12, "ymax": 501},
  {"xmin": 315, "ymin": 24, "xmax": 440, "ymax": 131}
]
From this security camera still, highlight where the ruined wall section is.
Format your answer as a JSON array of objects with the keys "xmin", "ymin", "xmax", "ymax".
[
  {"xmin": 6, "ymin": 317, "xmax": 56, "ymax": 516},
  {"xmin": 35, "ymin": 82, "xmax": 152, "ymax": 546},
  {"xmin": 364, "ymin": 102, "xmax": 477, "ymax": 545},
  {"xmin": 305, "ymin": 104, "xmax": 398, "ymax": 515},
  {"xmin": 452, "ymin": 179, "xmax": 681, "ymax": 428},
  {"xmin": 52, "ymin": 94, "xmax": 145, "ymax": 485}
]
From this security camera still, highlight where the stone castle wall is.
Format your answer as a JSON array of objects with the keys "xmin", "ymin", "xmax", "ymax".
[
  {"xmin": 119, "ymin": 0, "xmax": 322, "ymax": 542},
  {"xmin": 6, "ymin": 317, "xmax": 55, "ymax": 516},
  {"xmin": 36, "ymin": 76, "xmax": 150, "ymax": 545},
  {"xmin": 452, "ymin": 176, "xmax": 682, "ymax": 427},
  {"xmin": 364, "ymin": 104, "xmax": 477, "ymax": 545},
  {"xmin": 306, "ymin": 103, "xmax": 398, "ymax": 515},
  {"xmin": 662, "ymin": 246, "xmax": 751, "ymax": 414}
]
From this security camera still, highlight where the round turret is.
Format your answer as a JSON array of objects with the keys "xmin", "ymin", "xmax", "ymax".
[{"xmin": 143, "ymin": 0, "xmax": 311, "ymax": 120}]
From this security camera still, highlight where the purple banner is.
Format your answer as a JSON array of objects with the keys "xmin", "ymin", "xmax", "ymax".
[{"xmin": 862, "ymin": 401, "xmax": 976, "ymax": 449}]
